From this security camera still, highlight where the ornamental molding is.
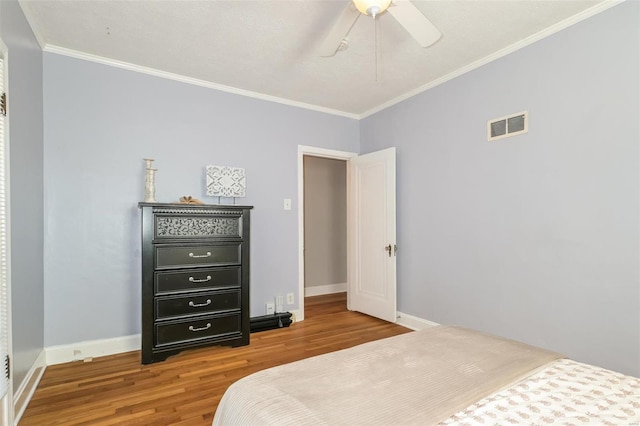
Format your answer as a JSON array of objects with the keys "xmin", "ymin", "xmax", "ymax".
[
  {"xmin": 153, "ymin": 208, "xmax": 242, "ymax": 215},
  {"xmin": 155, "ymin": 217, "xmax": 240, "ymax": 237}
]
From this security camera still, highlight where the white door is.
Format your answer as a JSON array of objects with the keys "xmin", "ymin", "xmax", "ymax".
[{"xmin": 348, "ymin": 147, "xmax": 396, "ymax": 322}]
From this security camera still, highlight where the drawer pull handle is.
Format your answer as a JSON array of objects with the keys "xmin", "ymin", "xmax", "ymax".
[
  {"xmin": 189, "ymin": 299, "xmax": 212, "ymax": 308},
  {"xmin": 189, "ymin": 323, "xmax": 211, "ymax": 332},
  {"xmin": 188, "ymin": 275, "xmax": 212, "ymax": 283},
  {"xmin": 189, "ymin": 251, "xmax": 212, "ymax": 258}
]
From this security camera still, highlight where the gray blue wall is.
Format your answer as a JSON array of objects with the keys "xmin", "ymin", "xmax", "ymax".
[
  {"xmin": 360, "ymin": 1, "xmax": 639, "ymax": 376},
  {"xmin": 0, "ymin": 0, "xmax": 45, "ymax": 391},
  {"xmin": 42, "ymin": 53, "xmax": 359, "ymax": 346}
]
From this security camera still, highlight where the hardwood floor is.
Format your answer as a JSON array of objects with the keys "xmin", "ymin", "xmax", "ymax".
[{"xmin": 20, "ymin": 293, "xmax": 411, "ymax": 425}]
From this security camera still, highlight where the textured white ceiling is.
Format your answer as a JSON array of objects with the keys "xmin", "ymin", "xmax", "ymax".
[{"xmin": 19, "ymin": 0, "xmax": 610, "ymax": 117}]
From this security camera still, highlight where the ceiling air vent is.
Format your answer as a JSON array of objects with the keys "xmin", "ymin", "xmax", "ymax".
[{"xmin": 487, "ymin": 111, "xmax": 528, "ymax": 141}]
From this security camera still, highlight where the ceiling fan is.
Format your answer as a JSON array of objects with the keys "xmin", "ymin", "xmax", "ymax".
[{"xmin": 320, "ymin": 0, "xmax": 442, "ymax": 57}]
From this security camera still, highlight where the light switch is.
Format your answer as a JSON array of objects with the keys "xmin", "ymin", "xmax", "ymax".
[{"xmin": 284, "ymin": 198, "xmax": 292, "ymax": 211}]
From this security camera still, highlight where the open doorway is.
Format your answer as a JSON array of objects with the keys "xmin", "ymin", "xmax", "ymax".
[
  {"xmin": 297, "ymin": 145, "xmax": 397, "ymax": 323},
  {"xmin": 303, "ymin": 156, "xmax": 347, "ymax": 298},
  {"xmin": 297, "ymin": 146, "xmax": 356, "ymax": 321}
]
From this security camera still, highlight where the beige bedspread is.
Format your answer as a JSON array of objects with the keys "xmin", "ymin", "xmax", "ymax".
[{"xmin": 212, "ymin": 325, "xmax": 562, "ymax": 425}]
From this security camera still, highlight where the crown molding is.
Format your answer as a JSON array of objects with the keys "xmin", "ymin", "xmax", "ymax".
[
  {"xmin": 359, "ymin": 0, "xmax": 625, "ymax": 119},
  {"xmin": 33, "ymin": 0, "xmax": 623, "ymax": 121},
  {"xmin": 42, "ymin": 45, "xmax": 360, "ymax": 120}
]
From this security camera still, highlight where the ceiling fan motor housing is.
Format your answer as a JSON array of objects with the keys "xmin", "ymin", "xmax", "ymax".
[
  {"xmin": 353, "ymin": 0, "xmax": 392, "ymax": 18},
  {"xmin": 320, "ymin": 0, "xmax": 442, "ymax": 57}
]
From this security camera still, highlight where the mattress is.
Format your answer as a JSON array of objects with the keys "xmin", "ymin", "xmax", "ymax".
[
  {"xmin": 441, "ymin": 358, "xmax": 640, "ymax": 425},
  {"xmin": 213, "ymin": 325, "xmax": 598, "ymax": 425}
]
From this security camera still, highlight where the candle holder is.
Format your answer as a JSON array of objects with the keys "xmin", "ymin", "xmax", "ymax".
[{"xmin": 143, "ymin": 158, "xmax": 157, "ymax": 203}]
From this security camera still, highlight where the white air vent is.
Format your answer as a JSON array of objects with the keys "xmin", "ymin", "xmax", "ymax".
[{"xmin": 487, "ymin": 111, "xmax": 528, "ymax": 141}]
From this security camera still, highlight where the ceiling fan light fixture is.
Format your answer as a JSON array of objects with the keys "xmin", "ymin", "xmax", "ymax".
[{"xmin": 352, "ymin": 0, "xmax": 392, "ymax": 18}]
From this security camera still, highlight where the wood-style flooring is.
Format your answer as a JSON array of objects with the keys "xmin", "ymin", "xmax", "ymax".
[{"xmin": 20, "ymin": 293, "xmax": 411, "ymax": 425}]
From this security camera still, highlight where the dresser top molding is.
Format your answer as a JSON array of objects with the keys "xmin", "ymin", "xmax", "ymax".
[{"xmin": 138, "ymin": 202, "xmax": 254, "ymax": 215}]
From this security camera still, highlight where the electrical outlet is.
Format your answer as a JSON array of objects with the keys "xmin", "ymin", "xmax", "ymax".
[
  {"xmin": 276, "ymin": 295, "xmax": 284, "ymax": 313},
  {"xmin": 286, "ymin": 293, "xmax": 294, "ymax": 305},
  {"xmin": 266, "ymin": 303, "xmax": 275, "ymax": 315}
]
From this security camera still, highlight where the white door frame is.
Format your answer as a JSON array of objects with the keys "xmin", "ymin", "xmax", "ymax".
[
  {"xmin": 0, "ymin": 37, "xmax": 14, "ymax": 426},
  {"xmin": 297, "ymin": 145, "xmax": 357, "ymax": 321}
]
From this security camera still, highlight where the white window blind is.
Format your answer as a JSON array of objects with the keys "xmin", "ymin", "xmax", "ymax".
[{"xmin": 0, "ymin": 54, "xmax": 9, "ymax": 399}]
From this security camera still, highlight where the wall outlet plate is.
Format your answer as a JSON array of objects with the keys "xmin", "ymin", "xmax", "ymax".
[
  {"xmin": 266, "ymin": 303, "xmax": 275, "ymax": 315},
  {"xmin": 286, "ymin": 293, "xmax": 294, "ymax": 305},
  {"xmin": 275, "ymin": 296, "xmax": 284, "ymax": 313}
]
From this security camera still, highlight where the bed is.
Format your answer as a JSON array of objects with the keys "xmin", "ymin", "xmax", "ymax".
[{"xmin": 213, "ymin": 326, "xmax": 640, "ymax": 425}]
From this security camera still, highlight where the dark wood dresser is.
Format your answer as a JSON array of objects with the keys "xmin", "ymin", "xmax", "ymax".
[{"xmin": 138, "ymin": 202, "xmax": 252, "ymax": 364}]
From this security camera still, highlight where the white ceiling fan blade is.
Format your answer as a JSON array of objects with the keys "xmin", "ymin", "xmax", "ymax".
[
  {"xmin": 387, "ymin": 0, "xmax": 441, "ymax": 48},
  {"xmin": 319, "ymin": 3, "xmax": 361, "ymax": 57}
]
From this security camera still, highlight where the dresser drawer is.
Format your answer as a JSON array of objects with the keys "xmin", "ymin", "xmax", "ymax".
[
  {"xmin": 155, "ymin": 314, "xmax": 241, "ymax": 347},
  {"xmin": 155, "ymin": 243, "xmax": 241, "ymax": 269},
  {"xmin": 154, "ymin": 213, "xmax": 243, "ymax": 240},
  {"xmin": 155, "ymin": 290, "xmax": 240, "ymax": 320},
  {"xmin": 155, "ymin": 266, "xmax": 241, "ymax": 295}
]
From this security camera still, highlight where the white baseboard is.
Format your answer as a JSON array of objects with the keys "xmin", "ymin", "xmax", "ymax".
[
  {"xmin": 396, "ymin": 312, "xmax": 440, "ymax": 331},
  {"xmin": 13, "ymin": 349, "xmax": 46, "ymax": 426},
  {"xmin": 45, "ymin": 334, "xmax": 141, "ymax": 366},
  {"xmin": 287, "ymin": 309, "xmax": 301, "ymax": 323},
  {"xmin": 304, "ymin": 282, "xmax": 347, "ymax": 297}
]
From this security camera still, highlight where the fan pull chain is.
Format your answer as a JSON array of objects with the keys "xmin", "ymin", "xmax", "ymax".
[{"xmin": 375, "ymin": 17, "xmax": 379, "ymax": 82}]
